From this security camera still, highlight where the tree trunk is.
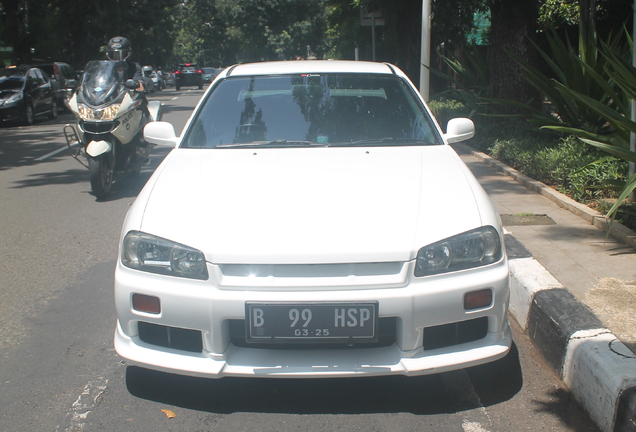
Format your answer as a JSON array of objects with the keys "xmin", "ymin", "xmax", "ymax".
[
  {"xmin": 0, "ymin": 0, "xmax": 32, "ymax": 64},
  {"xmin": 488, "ymin": 0, "xmax": 541, "ymax": 113},
  {"xmin": 579, "ymin": 0, "xmax": 597, "ymax": 40}
]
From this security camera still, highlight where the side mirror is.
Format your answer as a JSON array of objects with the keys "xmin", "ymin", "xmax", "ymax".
[
  {"xmin": 444, "ymin": 118, "xmax": 475, "ymax": 143},
  {"xmin": 124, "ymin": 79, "xmax": 138, "ymax": 90},
  {"xmin": 144, "ymin": 121, "xmax": 178, "ymax": 148}
]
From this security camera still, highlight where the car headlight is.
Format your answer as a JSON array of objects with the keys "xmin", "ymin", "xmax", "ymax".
[
  {"xmin": 121, "ymin": 231, "xmax": 209, "ymax": 280},
  {"xmin": 415, "ymin": 226, "xmax": 502, "ymax": 277},
  {"xmin": 5, "ymin": 92, "xmax": 22, "ymax": 104},
  {"xmin": 78, "ymin": 103, "xmax": 121, "ymax": 121}
]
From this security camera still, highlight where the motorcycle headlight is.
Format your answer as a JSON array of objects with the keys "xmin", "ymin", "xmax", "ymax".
[
  {"xmin": 122, "ymin": 231, "xmax": 209, "ymax": 280},
  {"xmin": 78, "ymin": 103, "xmax": 121, "ymax": 121},
  {"xmin": 415, "ymin": 226, "xmax": 502, "ymax": 277}
]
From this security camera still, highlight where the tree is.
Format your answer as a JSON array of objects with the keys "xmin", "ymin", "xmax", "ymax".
[
  {"xmin": 218, "ymin": 0, "xmax": 328, "ymax": 63},
  {"xmin": 0, "ymin": 0, "xmax": 33, "ymax": 63},
  {"xmin": 487, "ymin": 0, "xmax": 541, "ymax": 112},
  {"xmin": 0, "ymin": 0, "xmax": 180, "ymax": 69}
]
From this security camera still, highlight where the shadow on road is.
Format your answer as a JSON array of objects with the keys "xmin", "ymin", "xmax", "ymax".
[{"xmin": 125, "ymin": 343, "xmax": 523, "ymax": 416}]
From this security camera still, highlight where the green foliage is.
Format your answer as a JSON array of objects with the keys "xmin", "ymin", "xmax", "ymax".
[
  {"xmin": 218, "ymin": 0, "xmax": 328, "ymax": 63},
  {"xmin": 538, "ymin": 0, "xmax": 579, "ymax": 29},
  {"xmin": 27, "ymin": 0, "xmax": 180, "ymax": 68},
  {"xmin": 542, "ymin": 33, "xmax": 636, "ymax": 222},
  {"xmin": 503, "ymin": 27, "xmax": 629, "ymax": 133},
  {"xmin": 489, "ymin": 135, "xmax": 626, "ymax": 202},
  {"xmin": 428, "ymin": 44, "xmax": 492, "ymax": 118},
  {"xmin": 428, "ymin": 98, "xmax": 469, "ymax": 131}
]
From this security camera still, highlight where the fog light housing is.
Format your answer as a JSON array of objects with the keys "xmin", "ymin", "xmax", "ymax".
[
  {"xmin": 464, "ymin": 289, "xmax": 492, "ymax": 310},
  {"xmin": 132, "ymin": 294, "xmax": 161, "ymax": 314}
]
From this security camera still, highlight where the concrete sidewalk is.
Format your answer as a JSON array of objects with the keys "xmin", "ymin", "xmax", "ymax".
[{"xmin": 452, "ymin": 143, "xmax": 636, "ymax": 432}]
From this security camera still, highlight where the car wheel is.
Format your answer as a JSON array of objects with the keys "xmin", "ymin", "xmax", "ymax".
[
  {"xmin": 23, "ymin": 104, "xmax": 35, "ymax": 126},
  {"xmin": 48, "ymin": 100, "xmax": 58, "ymax": 120},
  {"xmin": 176, "ymin": 86, "xmax": 180, "ymax": 91}
]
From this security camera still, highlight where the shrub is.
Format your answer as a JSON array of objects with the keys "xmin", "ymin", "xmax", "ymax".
[
  {"xmin": 489, "ymin": 135, "xmax": 626, "ymax": 202},
  {"xmin": 428, "ymin": 98, "xmax": 469, "ymax": 132}
]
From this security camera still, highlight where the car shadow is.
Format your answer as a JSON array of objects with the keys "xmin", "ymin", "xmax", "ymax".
[{"xmin": 125, "ymin": 343, "xmax": 523, "ymax": 416}]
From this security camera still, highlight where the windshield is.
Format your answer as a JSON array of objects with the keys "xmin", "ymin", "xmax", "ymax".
[
  {"xmin": 80, "ymin": 60, "xmax": 128, "ymax": 106},
  {"xmin": 0, "ymin": 70, "xmax": 25, "ymax": 91},
  {"xmin": 182, "ymin": 74, "xmax": 441, "ymax": 148}
]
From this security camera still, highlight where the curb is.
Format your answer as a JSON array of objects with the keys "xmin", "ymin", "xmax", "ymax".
[
  {"xmin": 459, "ymin": 144, "xmax": 636, "ymax": 432},
  {"xmin": 456, "ymin": 144, "xmax": 636, "ymax": 432},
  {"xmin": 508, "ymin": 255, "xmax": 636, "ymax": 432}
]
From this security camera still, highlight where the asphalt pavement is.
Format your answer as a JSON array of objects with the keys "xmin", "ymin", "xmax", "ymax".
[{"xmin": 452, "ymin": 143, "xmax": 636, "ymax": 432}]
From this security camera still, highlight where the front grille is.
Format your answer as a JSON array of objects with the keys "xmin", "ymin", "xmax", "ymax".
[
  {"xmin": 137, "ymin": 321, "xmax": 203, "ymax": 353},
  {"xmin": 228, "ymin": 317, "xmax": 397, "ymax": 349},
  {"xmin": 423, "ymin": 316, "xmax": 488, "ymax": 351},
  {"xmin": 80, "ymin": 120, "xmax": 117, "ymax": 134}
]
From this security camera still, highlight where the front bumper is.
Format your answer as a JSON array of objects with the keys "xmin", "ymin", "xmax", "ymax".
[
  {"xmin": 114, "ymin": 259, "xmax": 511, "ymax": 379},
  {"xmin": 0, "ymin": 102, "xmax": 25, "ymax": 122}
]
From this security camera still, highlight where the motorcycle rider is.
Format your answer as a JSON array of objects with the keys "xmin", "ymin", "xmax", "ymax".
[{"xmin": 106, "ymin": 36, "xmax": 149, "ymax": 116}]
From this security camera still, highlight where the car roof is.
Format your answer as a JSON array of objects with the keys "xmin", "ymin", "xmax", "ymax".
[{"xmin": 225, "ymin": 60, "xmax": 400, "ymax": 77}]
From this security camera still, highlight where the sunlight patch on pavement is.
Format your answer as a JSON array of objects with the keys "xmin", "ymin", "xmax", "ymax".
[{"xmin": 586, "ymin": 278, "xmax": 636, "ymax": 346}]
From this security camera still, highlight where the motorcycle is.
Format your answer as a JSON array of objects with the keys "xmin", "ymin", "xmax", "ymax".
[{"xmin": 64, "ymin": 60, "xmax": 162, "ymax": 199}]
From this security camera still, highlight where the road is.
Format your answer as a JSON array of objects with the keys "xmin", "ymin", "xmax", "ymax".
[{"xmin": 0, "ymin": 87, "xmax": 598, "ymax": 432}]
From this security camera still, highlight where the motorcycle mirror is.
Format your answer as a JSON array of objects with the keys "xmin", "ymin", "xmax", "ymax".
[{"xmin": 124, "ymin": 79, "xmax": 137, "ymax": 89}]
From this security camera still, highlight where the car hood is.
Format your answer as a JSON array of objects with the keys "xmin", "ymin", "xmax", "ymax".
[
  {"xmin": 137, "ymin": 146, "xmax": 486, "ymax": 264},
  {"xmin": 0, "ymin": 90, "xmax": 20, "ymax": 101}
]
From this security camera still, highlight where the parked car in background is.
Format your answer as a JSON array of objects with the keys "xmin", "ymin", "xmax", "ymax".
[
  {"xmin": 141, "ymin": 65, "xmax": 155, "ymax": 93},
  {"xmin": 174, "ymin": 63, "xmax": 203, "ymax": 90},
  {"xmin": 202, "ymin": 67, "xmax": 223, "ymax": 84},
  {"xmin": 115, "ymin": 60, "xmax": 511, "ymax": 380},
  {"xmin": 0, "ymin": 65, "xmax": 58, "ymax": 125},
  {"xmin": 35, "ymin": 62, "xmax": 77, "ymax": 108}
]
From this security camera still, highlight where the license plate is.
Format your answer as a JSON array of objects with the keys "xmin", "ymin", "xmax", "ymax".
[{"xmin": 246, "ymin": 302, "xmax": 378, "ymax": 343}]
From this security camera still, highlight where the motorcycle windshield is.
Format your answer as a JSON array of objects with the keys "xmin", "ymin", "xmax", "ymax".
[{"xmin": 80, "ymin": 60, "xmax": 127, "ymax": 106}]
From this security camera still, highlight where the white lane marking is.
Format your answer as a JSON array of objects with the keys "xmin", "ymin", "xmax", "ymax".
[
  {"xmin": 462, "ymin": 420, "xmax": 492, "ymax": 432},
  {"xmin": 35, "ymin": 141, "xmax": 79, "ymax": 161},
  {"xmin": 172, "ymin": 96, "xmax": 179, "ymax": 100}
]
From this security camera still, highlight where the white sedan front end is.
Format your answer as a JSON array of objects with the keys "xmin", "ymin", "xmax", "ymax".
[{"xmin": 114, "ymin": 60, "xmax": 511, "ymax": 378}]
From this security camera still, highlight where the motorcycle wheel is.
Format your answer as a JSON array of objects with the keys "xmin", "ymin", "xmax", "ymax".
[{"xmin": 88, "ymin": 155, "xmax": 113, "ymax": 199}]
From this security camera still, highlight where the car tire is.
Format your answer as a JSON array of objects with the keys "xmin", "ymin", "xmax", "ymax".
[
  {"xmin": 48, "ymin": 100, "xmax": 58, "ymax": 120},
  {"xmin": 22, "ymin": 104, "xmax": 35, "ymax": 126},
  {"xmin": 198, "ymin": 84, "xmax": 203, "ymax": 89},
  {"xmin": 176, "ymin": 86, "xmax": 180, "ymax": 91}
]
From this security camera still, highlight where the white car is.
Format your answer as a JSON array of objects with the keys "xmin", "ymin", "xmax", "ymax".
[{"xmin": 115, "ymin": 60, "xmax": 511, "ymax": 379}]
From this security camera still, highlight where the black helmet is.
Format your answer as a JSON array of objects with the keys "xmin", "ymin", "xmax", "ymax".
[{"xmin": 107, "ymin": 36, "xmax": 132, "ymax": 61}]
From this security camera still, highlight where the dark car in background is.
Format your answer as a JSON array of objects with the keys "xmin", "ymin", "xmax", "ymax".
[
  {"xmin": 202, "ymin": 67, "xmax": 223, "ymax": 84},
  {"xmin": 175, "ymin": 63, "xmax": 203, "ymax": 90},
  {"xmin": 35, "ymin": 62, "xmax": 77, "ymax": 108},
  {"xmin": 0, "ymin": 66, "xmax": 58, "ymax": 125}
]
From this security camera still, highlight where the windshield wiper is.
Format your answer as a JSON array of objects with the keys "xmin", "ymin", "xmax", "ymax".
[
  {"xmin": 216, "ymin": 140, "xmax": 325, "ymax": 148},
  {"xmin": 328, "ymin": 138, "xmax": 437, "ymax": 147}
]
